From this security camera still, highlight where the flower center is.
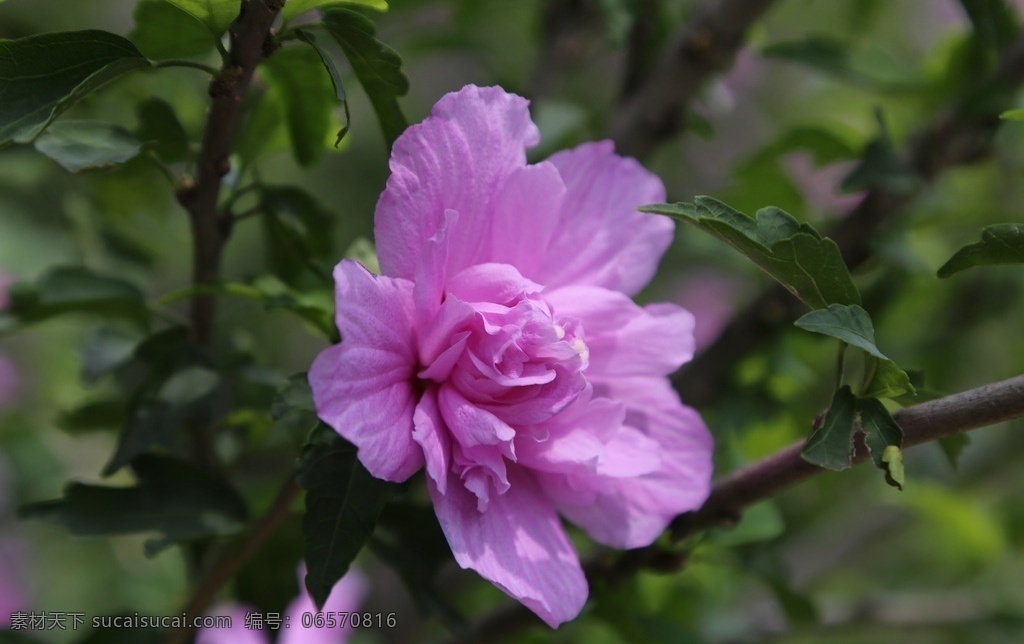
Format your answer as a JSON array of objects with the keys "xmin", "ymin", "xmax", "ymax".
[{"xmin": 415, "ymin": 264, "xmax": 590, "ymax": 509}]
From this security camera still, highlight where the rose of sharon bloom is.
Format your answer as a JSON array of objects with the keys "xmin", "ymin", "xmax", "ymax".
[
  {"xmin": 309, "ymin": 85, "xmax": 713, "ymax": 627},
  {"xmin": 197, "ymin": 566, "xmax": 367, "ymax": 644}
]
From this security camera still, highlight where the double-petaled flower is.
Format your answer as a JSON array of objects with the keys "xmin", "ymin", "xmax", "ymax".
[{"xmin": 310, "ymin": 85, "xmax": 713, "ymax": 626}]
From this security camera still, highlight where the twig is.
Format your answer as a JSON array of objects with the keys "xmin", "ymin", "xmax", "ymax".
[
  {"xmin": 675, "ymin": 36, "xmax": 1024, "ymax": 409},
  {"xmin": 174, "ymin": 0, "xmax": 283, "ymax": 471},
  {"xmin": 167, "ymin": 474, "xmax": 301, "ymax": 644},
  {"xmin": 607, "ymin": 0, "xmax": 778, "ymax": 159},
  {"xmin": 177, "ymin": 0, "xmax": 283, "ymax": 352},
  {"xmin": 462, "ymin": 374, "xmax": 1024, "ymax": 642}
]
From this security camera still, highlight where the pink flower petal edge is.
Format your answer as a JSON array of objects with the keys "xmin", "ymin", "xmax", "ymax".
[{"xmin": 310, "ymin": 84, "xmax": 714, "ymax": 627}]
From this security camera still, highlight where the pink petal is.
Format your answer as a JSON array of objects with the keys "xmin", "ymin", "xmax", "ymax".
[
  {"xmin": 547, "ymin": 286, "xmax": 695, "ymax": 378},
  {"xmin": 438, "ymin": 384, "xmax": 516, "ymax": 447},
  {"xmin": 539, "ymin": 141, "xmax": 672, "ymax": 296},
  {"xmin": 516, "ymin": 395, "xmax": 631, "ymax": 477},
  {"xmin": 553, "ymin": 378, "xmax": 713, "ymax": 549},
  {"xmin": 375, "ymin": 86, "xmax": 542, "ymax": 280},
  {"xmin": 484, "ymin": 163, "xmax": 566, "ymax": 280},
  {"xmin": 309, "ymin": 261, "xmax": 423, "ymax": 482},
  {"xmin": 412, "ymin": 388, "xmax": 451, "ymax": 494},
  {"xmin": 447, "ymin": 263, "xmax": 543, "ymax": 306},
  {"xmin": 413, "ymin": 209, "xmax": 458, "ymax": 324},
  {"xmin": 428, "ymin": 466, "xmax": 588, "ymax": 627}
]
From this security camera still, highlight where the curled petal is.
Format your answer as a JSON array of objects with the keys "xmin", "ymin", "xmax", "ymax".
[
  {"xmin": 413, "ymin": 388, "xmax": 451, "ymax": 494},
  {"xmin": 428, "ymin": 466, "xmax": 588, "ymax": 628},
  {"xmin": 547, "ymin": 286, "xmax": 695, "ymax": 378},
  {"xmin": 439, "ymin": 384, "xmax": 516, "ymax": 448},
  {"xmin": 309, "ymin": 261, "xmax": 422, "ymax": 482},
  {"xmin": 540, "ymin": 141, "xmax": 672, "ymax": 296}
]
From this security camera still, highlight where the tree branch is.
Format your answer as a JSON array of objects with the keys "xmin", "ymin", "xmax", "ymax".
[
  {"xmin": 463, "ymin": 373, "xmax": 1024, "ymax": 642},
  {"xmin": 174, "ymin": 0, "xmax": 283, "ymax": 472},
  {"xmin": 167, "ymin": 474, "xmax": 301, "ymax": 644},
  {"xmin": 607, "ymin": 0, "xmax": 778, "ymax": 159},
  {"xmin": 177, "ymin": 0, "xmax": 283, "ymax": 352},
  {"xmin": 672, "ymin": 373, "xmax": 1024, "ymax": 538},
  {"xmin": 675, "ymin": 36, "xmax": 1024, "ymax": 409}
]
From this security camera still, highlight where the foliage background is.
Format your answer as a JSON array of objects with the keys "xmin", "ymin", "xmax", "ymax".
[{"xmin": 1, "ymin": 0, "xmax": 1023, "ymax": 642}]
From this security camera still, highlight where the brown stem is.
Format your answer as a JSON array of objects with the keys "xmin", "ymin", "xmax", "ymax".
[
  {"xmin": 167, "ymin": 475, "xmax": 301, "ymax": 644},
  {"xmin": 675, "ymin": 37, "xmax": 1024, "ymax": 409},
  {"xmin": 462, "ymin": 374, "xmax": 1024, "ymax": 642},
  {"xmin": 177, "ymin": 0, "xmax": 283, "ymax": 351},
  {"xmin": 175, "ymin": 0, "xmax": 283, "ymax": 470},
  {"xmin": 607, "ymin": 0, "xmax": 778, "ymax": 159}
]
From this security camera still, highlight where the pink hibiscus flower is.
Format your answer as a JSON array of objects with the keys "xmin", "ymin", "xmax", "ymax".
[{"xmin": 309, "ymin": 85, "xmax": 713, "ymax": 626}]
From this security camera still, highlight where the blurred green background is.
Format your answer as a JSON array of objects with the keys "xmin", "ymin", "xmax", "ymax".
[{"xmin": 1, "ymin": 0, "xmax": 1024, "ymax": 642}]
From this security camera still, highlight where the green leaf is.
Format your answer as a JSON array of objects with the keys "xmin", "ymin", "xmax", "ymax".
[
  {"xmin": 857, "ymin": 397, "xmax": 905, "ymax": 489},
  {"xmin": 251, "ymin": 277, "xmax": 336, "ymax": 340},
  {"xmin": 322, "ymin": 8, "xmax": 409, "ymax": 149},
  {"xmin": 80, "ymin": 326, "xmax": 144, "ymax": 385},
  {"xmin": 166, "ymin": 0, "xmax": 239, "ymax": 37},
  {"xmin": 33, "ymin": 121, "xmax": 141, "ymax": 172},
  {"xmin": 259, "ymin": 187, "xmax": 335, "ymax": 284},
  {"xmin": 130, "ymin": 0, "xmax": 216, "ymax": 59},
  {"xmin": 156, "ymin": 279, "xmax": 336, "ymax": 340},
  {"xmin": 270, "ymin": 373, "xmax": 320, "ymax": 437},
  {"xmin": 937, "ymin": 223, "xmax": 1024, "ymax": 277},
  {"xmin": 840, "ymin": 126, "xmax": 918, "ymax": 195},
  {"xmin": 801, "ymin": 385, "xmax": 858, "ymax": 470},
  {"xmin": 236, "ymin": 82, "xmax": 290, "ymax": 165},
  {"xmin": 794, "ymin": 303, "xmax": 888, "ymax": 359},
  {"xmin": 20, "ymin": 454, "xmax": 248, "ymax": 548},
  {"xmin": 295, "ymin": 29, "xmax": 351, "ymax": 145},
  {"xmin": 762, "ymin": 34, "xmax": 850, "ymax": 78},
  {"xmin": 298, "ymin": 424, "xmax": 399, "ymax": 610},
  {"xmin": 745, "ymin": 125, "xmax": 858, "ymax": 168},
  {"xmin": 284, "ymin": 0, "xmax": 389, "ymax": 21},
  {"xmin": 882, "ymin": 445, "xmax": 905, "ymax": 490},
  {"xmin": 57, "ymin": 398, "xmax": 126, "ymax": 434},
  {"xmin": 939, "ymin": 433, "xmax": 971, "ymax": 470},
  {"xmin": 642, "ymin": 197, "xmax": 861, "ymax": 309},
  {"xmin": 862, "ymin": 358, "xmax": 916, "ymax": 400},
  {"xmin": 2, "ymin": 266, "xmax": 149, "ymax": 329},
  {"xmin": 0, "ymin": 30, "xmax": 151, "ymax": 145},
  {"xmin": 136, "ymin": 98, "xmax": 190, "ymax": 163},
  {"xmin": 259, "ymin": 46, "xmax": 336, "ymax": 166},
  {"xmin": 294, "ymin": 31, "xmax": 347, "ymax": 102},
  {"xmin": 761, "ymin": 34, "xmax": 923, "ymax": 93},
  {"xmin": 104, "ymin": 365, "xmax": 220, "ymax": 475},
  {"xmin": 1001, "ymin": 108, "xmax": 1024, "ymax": 120}
]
